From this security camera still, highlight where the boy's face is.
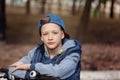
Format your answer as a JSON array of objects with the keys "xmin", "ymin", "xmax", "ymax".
[{"xmin": 41, "ymin": 23, "xmax": 64, "ymax": 50}]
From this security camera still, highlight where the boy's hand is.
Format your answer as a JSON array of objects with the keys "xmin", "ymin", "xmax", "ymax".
[
  {"xmin": 10, "ymin": 61, "xmax": 31, "ymax": 72},
  {"xmin": 13, "ymin": 64, "xmax": 30, "ymax": 72},
  {"xmin": 10, "ymin": 61, "xmax": 23, "ymax": 67}
]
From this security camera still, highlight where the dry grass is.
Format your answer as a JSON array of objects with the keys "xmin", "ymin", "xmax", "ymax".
[{"xmin": 0, "ymin": 43, "xmax": 120, "ymax": 70}]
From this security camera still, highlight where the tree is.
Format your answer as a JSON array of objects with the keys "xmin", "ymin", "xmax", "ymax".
[
  {"xmin": 10, "ymin": 0, "xmax": 15, "ymax": 6},
  {"xmin": 0, "ymin": 0, "xmax": 6, "ymax": 42},
  {"xmin": 26, "ymin": 0, "xmax": 31, "ymax": 14},
  {"xmin": 41, "ymin": 0, "xmax": 47, "ymax": 14},
  {"xmin": 76, "ymin": 0, "xmax": 92, "ymax": 39},
  {"xmin": 72, "ymin": 0, "xmax": 77, "ymax": 15},
  {"xmin": 58, "ymin": 0, "xmax": 62, "ymax": 14},
  {"xmin": 110, "ymin": 0, "xmax": 116, "ymax": 18},
  {"xmin": 78, "ymin": 0, "xmax": 83, "ymax": 15},
  {"xmin": 81, "ymin": 0, "xmax": 92, "ymax": 28},
  {"xmin": 102, "ymin": 0, "xmax": 107, "ymax": 16},
  {"xmin": 93, "ymin": 0, "xmax": 102, "ymax": 17},
  {"xmin": 47, "ymin": 0, "xmax": 53, "ymax": 13}
]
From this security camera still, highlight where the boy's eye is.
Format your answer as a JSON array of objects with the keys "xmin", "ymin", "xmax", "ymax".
[
  {"xmin": 42, "ymin": 33, "xmax": 48, "ymax": 36},
  {"xmin": 53, "ymin": 32, "xmax": 58, "ymax": 34}
]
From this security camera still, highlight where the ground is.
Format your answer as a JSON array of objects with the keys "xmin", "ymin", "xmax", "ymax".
[{"xmin": 0, "ymin": 43, "xmax": 120, "ymax": 70}]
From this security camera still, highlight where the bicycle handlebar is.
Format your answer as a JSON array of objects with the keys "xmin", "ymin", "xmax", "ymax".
[
  {"xmin": 30, "ymin": 70, "xmax": 60, "ymax": 80},
  {"xmin": 0, "ymin": 68, "xmax": 60, "ymax": 80},
  {"xmin": 0, "ymin": 68, "xmax": 8, "ymax": 73}
]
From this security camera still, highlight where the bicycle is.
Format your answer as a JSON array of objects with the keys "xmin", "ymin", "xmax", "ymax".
[{"xmin": 0, "ymin": 68, "xmax": 59, "ymax": 80}]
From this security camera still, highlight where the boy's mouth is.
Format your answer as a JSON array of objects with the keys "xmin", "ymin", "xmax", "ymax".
[{"xmin": 47, "ymin": 42, "xmax": 55, "ymax": 45}]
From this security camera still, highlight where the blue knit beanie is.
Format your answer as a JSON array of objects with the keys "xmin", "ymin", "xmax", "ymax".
[{"xmin": 38, "ymin": 14, "xmax": 65, "ymax": 32}]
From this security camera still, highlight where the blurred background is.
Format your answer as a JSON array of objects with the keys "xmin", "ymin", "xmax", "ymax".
[{"xmin": 0, "ymin": 0, "xmax": 120, "ymax": 71}]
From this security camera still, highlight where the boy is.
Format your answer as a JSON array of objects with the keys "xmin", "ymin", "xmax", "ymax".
[{"xmin": 9, "ymin": 14, "xmax": 82, "ymax": 80}]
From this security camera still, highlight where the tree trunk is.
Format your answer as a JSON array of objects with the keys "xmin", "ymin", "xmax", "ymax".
[
  {"xmin": 48, "ymin": 0, "xmax": 53, "ymax": 13},
  {"xmin": 93, "ymin": 0, "xmax": 102, "ymax": 17},
  {"xmin": 72, "ymin": 0, "xmax": 77, "ymax": 15},
  {"xmin": 110, "ymin": 0, "xmax": 115, "ymax": 18},
  {"xmin": 26, "ymin": 0, "xmax": 30, "ymax": 14},
  {"xmin": 78, "ymin": 0, "xmax": 83, "ymax": 15},
  {"xmin": 103, "ymin": 0, "xmax": 107, "ymax": 17},
  {"xmin": 41, "ymin": 0, "xmax": 46, "ymax": 14},
  {"xmin": 76, "ymin": 0, "xmax": 92, "ymax": 40},
  {"xmin": 10, "ymin": 0, "xmax": 15, "ymax": 6},
  {"xmin": 58, "ymin": 0, "xmax": 62, "ymax": 12},
  {"xmin": 0, "ymin": 0, "xmax": 6, "ymax": 42},
  {"xmin": 81, "ymin": 0, "xmax": 92, "ymax": 27}
]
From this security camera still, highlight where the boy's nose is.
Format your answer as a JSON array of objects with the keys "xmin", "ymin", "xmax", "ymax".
[{"xmin": 48, "ymin": 33, "xmax": 53, "ymax": 40}]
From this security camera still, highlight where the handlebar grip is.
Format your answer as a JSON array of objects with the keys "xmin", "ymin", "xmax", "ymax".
[
  {"xmin": 0, "ymin": 68, "xmax": 8, "ymax": 73},
  {"xmin": 29, "ymin": 70, "xmax": 38, "ymax": 79},
  {"xmin": 29, "ymin": 70, "xmax": 60, "ymax": 80}
]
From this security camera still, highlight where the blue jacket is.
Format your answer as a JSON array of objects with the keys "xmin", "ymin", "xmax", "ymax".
[{"xmin": 9, "ymin": 38, "xmax": 82, "ymax": 80}]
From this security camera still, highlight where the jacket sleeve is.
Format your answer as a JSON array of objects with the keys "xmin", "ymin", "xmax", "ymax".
[
  {"xmin": 30, "ymin": 52, "xmax": 80, "ymax": 79},
  {"xmin": 8, "ymin": 66, "xmax": 27, "ymax": 79},
  {"xmin": 8, "ymin": 48, "xmax": 36, "ymax": 79}
]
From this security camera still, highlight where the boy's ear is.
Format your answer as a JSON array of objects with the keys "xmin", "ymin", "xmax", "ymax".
[
  {"xmin": 41, "ymin": 36, "xmax": 43, "ymax": 41},
  {"xmin": 61, "ymin": 31, "xmax": 65, "ymax": 39}
]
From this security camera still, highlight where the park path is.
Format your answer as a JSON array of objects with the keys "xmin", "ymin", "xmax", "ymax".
[{"xmin": 80, "ymin": 71, "xmax": 120, "ymax": 80}]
